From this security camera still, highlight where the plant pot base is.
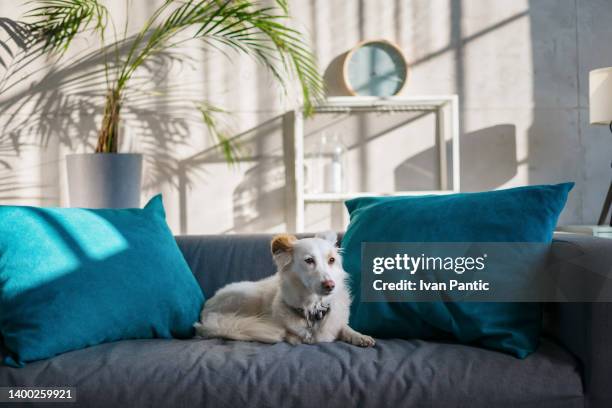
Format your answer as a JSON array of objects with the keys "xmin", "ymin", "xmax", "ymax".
[{"xmin": 66, "ymin": 153, "xmax": 143, "ymax": 209}]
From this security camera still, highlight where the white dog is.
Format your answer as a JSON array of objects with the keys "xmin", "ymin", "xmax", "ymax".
[{"xmin": 194, "ymin": 232, "xmax": 375, "ymax": 347}]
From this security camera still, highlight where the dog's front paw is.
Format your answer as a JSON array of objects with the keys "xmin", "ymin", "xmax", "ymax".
[
  {"xmin": 301, "ymin": 332, "xmax": 315, "ymax": 344},
  {"xmin": 286, "ymin": 333, "xmax": 302, "ymax": 345},
  {"xmin": 351, "ymin": 334, "xmax": 376, "ymax": 347}
]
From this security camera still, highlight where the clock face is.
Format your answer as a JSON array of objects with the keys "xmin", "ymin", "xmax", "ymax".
[{"xmin": 345, "ymin": 41, "xmax": 408, "ymax": 97}]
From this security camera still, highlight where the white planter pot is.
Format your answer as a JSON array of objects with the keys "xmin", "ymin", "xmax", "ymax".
[{"xmin": 66, "ymin": 153, "xmax": 143, "ymax": 208}]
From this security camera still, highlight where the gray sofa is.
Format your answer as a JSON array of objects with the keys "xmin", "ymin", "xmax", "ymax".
[{"xmin": 1, "ymin": 233, "xmax": 611, "ymax": 408}]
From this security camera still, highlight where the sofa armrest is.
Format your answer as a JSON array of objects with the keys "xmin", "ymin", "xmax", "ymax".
[{"xmin": 546, "ymin": 233, "xmax": 612, "ymax": 408}]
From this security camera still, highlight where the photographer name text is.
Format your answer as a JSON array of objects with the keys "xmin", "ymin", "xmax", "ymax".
[{"xmin": 370, "ymin": 253, "xmax": 491, "ymax": 293}]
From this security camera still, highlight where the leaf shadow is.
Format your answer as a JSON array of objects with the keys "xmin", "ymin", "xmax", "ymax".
[{"xmin": 0, "ymin": 24, "xmax": 216, "ymax": 201}]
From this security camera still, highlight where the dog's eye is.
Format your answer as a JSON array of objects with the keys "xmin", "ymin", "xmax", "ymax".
[
  {"xmin": 304, "ymin": 257, "xmax": 315, "ymax": 265},
  {"xmin": 328, "ymin": 257, "xmax": 335, "ymax": 265}
]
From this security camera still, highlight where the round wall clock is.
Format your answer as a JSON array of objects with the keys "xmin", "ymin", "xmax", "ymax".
[{"xmin": 342, "ymin": 39, "xmax": 409, "ymax": 97}]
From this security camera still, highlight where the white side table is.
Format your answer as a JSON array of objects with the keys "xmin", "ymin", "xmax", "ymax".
[
  {"xmin": 556, "ymin": 225, "xmax": 612, "ymax": 239},
  {"xmin": 283, "ymin": 95, "xmax": 460, "ymax": 232}
]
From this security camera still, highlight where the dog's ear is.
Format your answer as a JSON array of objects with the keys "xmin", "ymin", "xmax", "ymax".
[
  {"xmin": 271, "ymin": 234, "xmax": 297, "ymax": 255},
  {"xmin": 315, "ymin": 231, "xmax": 337, "ymax": 246},
  {"xmin": 271, "ymin": 234, "xmax": 297, "ymax": 268}
]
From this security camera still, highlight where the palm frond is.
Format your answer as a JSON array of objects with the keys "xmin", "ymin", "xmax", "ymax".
[
  {"xmin": 17, "ymin": 0, "xmax": 323, "ymax": 160},
  {"xmin": 196, "ymin": 102, "xmax": 240, "ymax": 165},
  {"xmin": 119, "ymin": 0, "xmax": 324, "ymax": 111},
  {"xmin": 25, "ymin": 0, "xmax": 108, "ymax": 53},
  {"xmin": 196, "ymin": 1, "xmax": 324, "ymax": 113}
]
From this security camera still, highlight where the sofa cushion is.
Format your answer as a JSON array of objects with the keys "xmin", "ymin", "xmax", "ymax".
[
  {"xmin": 0, "ymin": 195, "xmax": 204, "ymax": 366},
  {"xmin": 342, "ymin": 183, "xmax": 573, "ymax": 358},
  {"xmin": 0, "ymin": 338, "xmax": 582, "ymax": 408}
]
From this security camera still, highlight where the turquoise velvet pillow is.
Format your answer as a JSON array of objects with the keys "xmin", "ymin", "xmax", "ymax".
[
  {"xmin": 0, "ymin": 195, "xmax": 204, "ymax": 366},
  {"xmin": 343, "ymin": 183, "xmax": 574, "ymax": 358}
]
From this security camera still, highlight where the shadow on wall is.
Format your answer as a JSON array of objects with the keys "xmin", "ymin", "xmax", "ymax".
[
  {"xmin": 204, "ymin": 114, "xmax": 517, "ymax": 233},
  {"xmin": 460, "ymin": 125, "xmax": 518, "ymax": 191},
  {"xmin": 309, "ymin": 110, "xmax": 433, "ymax": 195},
  {"xmin": 232, "ymin": 160, "xmax": 286, "ymax": 232},
  {"xmin": 177, "ymin": 110, "xmax": 435, "ymax": 233},
  {"xmin": 526, "ymin": 0, "xmax": 584, "ymax": 224},
  {"xmin": 324, "ymin": 51, "xmax": 351, "ymax": 97},
  {"xmin": 0, "ymin": 24, "xmax": 222, "ymax": 204},
  {"xmin": 0, "ymin": 14, "xmax": 293, "ymax": 226},
  {"xmin": 0, "ymin": 169, "xmax": 51, "ymax": 202},
  {"xmin": 394, "ymin": 124, "xmax": 517, "ymax": 192},
  {"xmin": 177, "ymin": 115, "xmax": 286, "ymax": 234},
  {"xmin": 177, "ymin": 111, "xmax": 434, "ymax": 234},
  {"xmin": 0, "ymin": 18, "xmax": 30, "ymax": 70}
]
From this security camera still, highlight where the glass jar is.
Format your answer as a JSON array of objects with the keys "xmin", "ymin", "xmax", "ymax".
[{"xmin": 307, "ymin": 132, "xmax": 348, "ymax": 194}]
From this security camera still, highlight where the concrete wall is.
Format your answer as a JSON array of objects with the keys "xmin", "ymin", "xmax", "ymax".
[{"xmin": 0, "ymin": 0, "xmax": 611, "ymax": 234}]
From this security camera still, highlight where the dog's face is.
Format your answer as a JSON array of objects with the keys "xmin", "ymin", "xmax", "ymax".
[{"xmin": 271, "ymin": 232, "xmax": 344, "ymax": 296}]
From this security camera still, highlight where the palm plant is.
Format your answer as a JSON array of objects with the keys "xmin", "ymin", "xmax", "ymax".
[{"xmin": 24, "ymin": 0, "xmax": 324, "ymax": 159}]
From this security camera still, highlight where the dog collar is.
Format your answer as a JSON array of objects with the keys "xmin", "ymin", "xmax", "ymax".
[{"xmin": 286, "ymin": 302, "xmax": 330, "ymax": 322}]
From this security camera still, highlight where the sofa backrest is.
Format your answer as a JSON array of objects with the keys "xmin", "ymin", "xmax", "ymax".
[
  {"xmin": 176, "ymin": 234, "xmax": 278, "ymax": 298},
  {"xmin": 175, "ymin": 233, "xmax": 595, "ymax": 299}
]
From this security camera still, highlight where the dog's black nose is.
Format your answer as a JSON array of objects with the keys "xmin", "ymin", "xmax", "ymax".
[{"xmin": 322, "ymin": 280, "xmax": 335, "ymax": 292}]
